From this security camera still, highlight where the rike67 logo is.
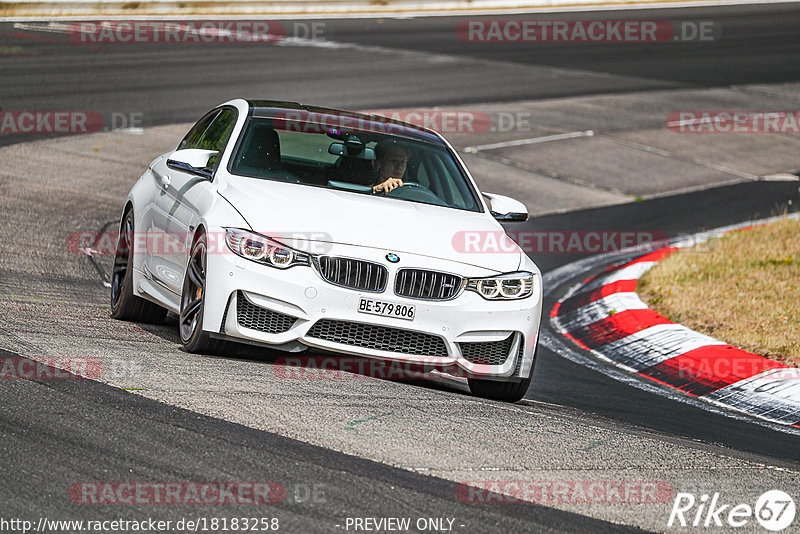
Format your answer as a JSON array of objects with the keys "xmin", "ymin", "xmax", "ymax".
[{"xmin": 668, "ymin": 490, "xmax": 795, "ymax": 531}]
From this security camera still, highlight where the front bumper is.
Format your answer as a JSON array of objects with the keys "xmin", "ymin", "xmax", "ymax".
[{"xmin": 203, "ymin": 242, "xmax": 542, "ymax": 380}]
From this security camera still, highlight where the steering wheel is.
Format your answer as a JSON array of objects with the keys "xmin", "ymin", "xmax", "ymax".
[
  {"xmin": 395, "ymin": 181, "xmax": 432, "ymax": 193},
  {"xmin": 385, "ymin": 181, "xmax": 447, "ymax": 206}
]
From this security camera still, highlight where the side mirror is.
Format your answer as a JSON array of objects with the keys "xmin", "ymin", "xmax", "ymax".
[
  {"xmin": 167, "ymin": 149, "xmax": 219, "ymax": 179},
  {"xmin": 483, "ymin": 193, "xmax": 528, "ymax": 222}
]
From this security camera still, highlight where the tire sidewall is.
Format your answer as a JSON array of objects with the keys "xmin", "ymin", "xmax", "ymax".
[
  {"xmin": 111, "ymin": 210, "xmax": 134, "ymax": 316},
  {"xmin": 180, "ymin": 233, "xmax": 208, "ymax": 349}
]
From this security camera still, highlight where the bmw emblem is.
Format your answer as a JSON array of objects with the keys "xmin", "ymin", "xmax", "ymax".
[{"xmin": 386, "ymin": 253, "xmax": 400, "ymax": 263}]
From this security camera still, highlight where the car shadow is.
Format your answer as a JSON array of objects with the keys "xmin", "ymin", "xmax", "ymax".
[{"xmin": 131, "ymin": 313, "xmax": 469, "ymax": 397}]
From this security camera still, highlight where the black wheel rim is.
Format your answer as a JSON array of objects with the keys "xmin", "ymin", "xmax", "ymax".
[
  {"xmin": 180, "ymin": 239, "xmax": 206, "ymax": 342},
  {"xmin": 111, "ymin": 215, "xmax": 132, "ymax": 307}
]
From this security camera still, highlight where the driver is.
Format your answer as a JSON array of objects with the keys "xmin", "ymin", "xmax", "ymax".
[{"xmin": 372, "ymin": 141, "xmax": 408, "ymax": 194}]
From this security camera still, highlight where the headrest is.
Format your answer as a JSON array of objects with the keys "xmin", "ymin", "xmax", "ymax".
[{"xmin": 238, "ymin": 124, "xmax": 281, "ymax": 171}]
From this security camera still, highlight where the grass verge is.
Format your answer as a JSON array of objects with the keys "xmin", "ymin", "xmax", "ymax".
[{"xmin": 638, "ymin": 216, "xmax": 800, "ymax": 367}]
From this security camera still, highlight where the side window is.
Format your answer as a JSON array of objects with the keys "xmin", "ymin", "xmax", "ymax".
[
  {"xmin": 178, "ymin": 111, "xmax": 220, "ymax": 150},
  {"xmin": 196, "ymin": 109, "xmax": 237, "ymax": 170},
  {"xmin": 196, "ymin": 109, "xmax": 237, "ymax": 153},
  {"xmin": 178, "ymin": 108, "xmax": 238, "ymax": 172}
]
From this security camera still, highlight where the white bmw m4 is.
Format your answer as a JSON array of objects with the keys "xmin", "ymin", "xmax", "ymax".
[{"xmin": 111, "ymin": 99, "xmax": 542, "ymax": 401}]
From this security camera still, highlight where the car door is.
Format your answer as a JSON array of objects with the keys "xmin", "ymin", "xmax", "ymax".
[
  {"xmin": 147, "ymin": 110, "xmax": 220, "ymax": 292},
  {"xmin": 134, "ymin": 154, "xmax": 164, "ymax": 279},
  {"xmin": 154, "ymin": 107, "xmax": 238, "ymax": 295}
]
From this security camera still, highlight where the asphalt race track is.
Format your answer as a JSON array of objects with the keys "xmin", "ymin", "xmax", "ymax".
[
  {"xmin": 1, "ymin": 3, "xmax": 799, "ymax": 532},
  {"xmin": 2, "ymin": 3, "xmax": 800, "ymax": 145}
]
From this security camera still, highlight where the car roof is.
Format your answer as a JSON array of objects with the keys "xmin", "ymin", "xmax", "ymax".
[{"xmin": 246, "ymin": 99, "xmax": 444, "ymax": 144}]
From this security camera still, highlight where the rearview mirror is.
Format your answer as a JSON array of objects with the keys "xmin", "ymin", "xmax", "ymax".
[
  {"xmin": 329, "ymin": 142, "xmax": 375, "ymax": 160},
  {"xmin": 483, "ymin": 193, "xmax": 528, "ymax": 222},
  {"xmin": 167, "ymin": 149, "xmax": 219, "ymax": 179}
]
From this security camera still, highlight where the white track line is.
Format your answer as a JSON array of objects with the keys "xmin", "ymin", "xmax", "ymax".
[
  {"xmin": 463, "ymin": 130, "xmax": 594, "ymax": 153},
  {"xmin": 605, "ymin": 136, "xmax": 760, "ymax": 181}
]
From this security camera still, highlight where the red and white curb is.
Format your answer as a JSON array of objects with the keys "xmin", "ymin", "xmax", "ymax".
[{"xmin": 550, "ymin": 218, "xmax": 800, "ymax": 428}]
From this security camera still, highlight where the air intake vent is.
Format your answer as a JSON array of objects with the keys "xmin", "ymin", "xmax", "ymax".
[
  {"xmin": 236, "ymin": 292, "xmax": 296, "ymax": 334},
  {"xmin": 513, "ymin": 335, "xmax": 525, "ymax": 376},
  {"xmin": 394, "ymin": 269, "xmax": 463, "ymax": 300},
  {"xmin": 316, "ymin": 256, "xmax": 388, "ymax": 292},
  {"xmin": 458, "ymin": 334, "xmax": 516, "ymax": 365},
  {"xmin": 306, "ymin": 319, "xmax": 448, "ymax": 357}
]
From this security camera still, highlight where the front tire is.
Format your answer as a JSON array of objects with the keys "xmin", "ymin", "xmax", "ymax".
[
  {"xmin": 110, "ymin": 209, "xmax": 167, "ymax": 324},
  {"xmin": 467, "ymin": 344, "xmax": 537, "ymax": 402},
  {"xmin": 179, "ymin": 232, "xmax": 221, "ymax": 353}
]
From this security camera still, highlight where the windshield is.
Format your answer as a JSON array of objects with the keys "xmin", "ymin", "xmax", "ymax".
[{"xmin": 228, "ymin": 118, "xmax": 482, "ymax": 212}]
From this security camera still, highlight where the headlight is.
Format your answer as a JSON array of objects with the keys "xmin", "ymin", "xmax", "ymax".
[
  {"xmin": 466, "ymin": 272, "xmax": 534, "ymax": 300},
  {"xmin": 225, "ymin": 228, "xmax": 310, "ymax": 269}
]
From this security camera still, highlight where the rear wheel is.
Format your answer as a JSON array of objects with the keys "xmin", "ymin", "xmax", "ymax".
[
  {"xmin": 110, "ymin": 209, "xmax": 167, "ymax": 323},
  {"xmin": 179, "ymin": 232, "xmax": 222, "ymax": 353},
  {"xmin": 468, "ymin": 344, "xmax": 537, "ymax": 402}
]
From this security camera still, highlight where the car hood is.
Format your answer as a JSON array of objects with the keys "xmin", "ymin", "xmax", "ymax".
[{"xmin": 217, "ymin": 175, "xmax": 522, "ymax": 273}]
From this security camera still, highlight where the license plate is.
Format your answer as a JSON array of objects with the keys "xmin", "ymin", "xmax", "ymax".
[{"xmin": 358, "ymin": 298, "xmax": 415, "ymax": 321}]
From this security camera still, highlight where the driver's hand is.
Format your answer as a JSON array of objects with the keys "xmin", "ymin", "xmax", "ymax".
[{"xmin": 373, "ymin": 177, "xmax": 403, "ymax": 194}]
